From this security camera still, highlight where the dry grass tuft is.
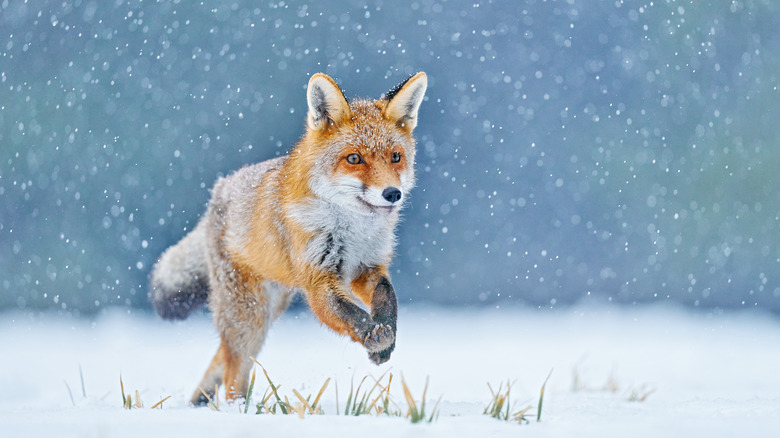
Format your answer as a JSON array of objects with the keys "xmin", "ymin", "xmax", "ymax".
[
  {"xmin": 340, "ymin": 370, "xmax": 398, "ymax": 416},
  {"xmin": 120, "ymin": 375, "xmax": 171, "ymax": 410},
  {"xmin": 120, "ymin": 376, "xmax": 142, "ymax": 409},
  {"xmin": 484, "ymin": 369, "xmax": 553, "ymax": 425},
  {"xmin": 401, "ymin": 375, "xmax": 441, "ymax": 424},
  {"xmin": 628, "ymin": 384, "xmax": 656, "ymax": 402},
  {"xmin": 251, "ymin": 359, "xmax": 330, "ymax": 416},
  {"xmin": 572, "ymin": 362, "xmax": 655, "ymax": 402}
]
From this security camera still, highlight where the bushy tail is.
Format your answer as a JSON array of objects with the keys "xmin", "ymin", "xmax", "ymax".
[{"xmin": 149, "ymin": 223, "xmax": 210, "ymax": 320}]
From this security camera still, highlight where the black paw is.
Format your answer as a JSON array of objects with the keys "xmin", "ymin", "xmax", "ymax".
[
  {"xmin": 363, "ymin": 323, "xmax": 395, "ymax": 353},
  {"xmin": 368, "ymin": 342, "xmax": 395, "ymax": 365},
  {"xmin": 190, "ymin": 391, "xmax": 212, "ymax": 407}
]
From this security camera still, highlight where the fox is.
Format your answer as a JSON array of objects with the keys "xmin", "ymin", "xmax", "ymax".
[{"xmin": 149, "ymin": 72, "xmax": 427, "ymax": 405}]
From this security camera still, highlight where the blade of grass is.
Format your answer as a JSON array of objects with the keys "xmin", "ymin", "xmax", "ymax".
[
  {"xmin": 255, "ymin": 386, "xmax": 273, "ymax": 414},
  {"xmin": 244, "ymin": 368, "xmax": 257, "ymax": 414},
  {"xmin": 120, "ymin": 375, "xmax": 126, "ymax": 407},
  {"xmin": 484, "ymin": 380, "xmax": 513, "ymax": 420},
  {"xmin": 79, "ymin": 365, "xmax": 86, "ymax": 398},
  {"xmin": 344, "ymin": 379, "xmax": 353, "ymax": 416},
  {"xmin": 504, "ymin": 381, "xmax": 511, "ymax": 421},
  {"xmin": 361, "ymin": 370, "xmax": 391, "ymax": 414},
  {"xmin": 402, "ymin": 376, "xmax": 438, "ymax": 424},
  {"xmin": 198, "ymin": 387, "xmax": 220, "ymax": 411},
  {"xmin": 537, "ymin": 368, "xmax": 553, "ymax": 423},
  {"xmin": 428, "ymin": 394, "xmax": 443, "ymax": 423},
  {"xmin": 629, "ymin": 385, "xmax": 656, "ymax": 402},
  {"xmin": 311, "ymin": 377, "xmax": 330, "ymax": 412},
  {"xmin": 484, "ymin": 382, "xmax": 497, "ymax": 417},
  {"xmin": 420, "ymin": 376, "xmax": 430, "ymax": 421},
  {"xmin": 400, "ymin": 376, "xmax": 418, "ymax": 421},
  {"xmin": 368, "ymin": 373, "xmax": 392, "ymax": 413},
  {"xmin": 252, "ymin": 359, "xmax": 288, "ymax": 415},
  {"xmin": 294, "ymin": 401, "xmax": 305, "ymax": 419},
  {"xmin": 513, "ymin": 405, "xmax": 532, "ymax": 424},
  {"xmin": 292, "ymin": 388, "xmax": 315, "ymax": 415},
  {"xmin": 352, "ymin": 390, "xmax": 367, "ymax": 416},
  {"xmin": 352, "ymin": 375, "xmax": 368, "ymax": 415},
  {"xmin": 375, "ymin": 374, "xmax": 398, "ymax": 416},
  {"xmin": 345, "ymin": 376, "xmax": 368, "ymax": 415},
  {"xmin": 64, "ymin": 380, "xmax": 76, "ymax": 407},
  {"xmin": 151, "ymin": 396, "xmax": 171, "ymax": 409},
  {"xmin": 487, "ymin": 381, "xmax": 496, "ymax": 398}
]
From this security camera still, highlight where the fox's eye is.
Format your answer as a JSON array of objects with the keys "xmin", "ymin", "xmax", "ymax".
[
  {"xmin": 391, "ymin": 152, "xmax": 402, "ymax": 163},
  {"xmin": 346, "ymin": 153, "xmax": 363, "ymax": 165}
]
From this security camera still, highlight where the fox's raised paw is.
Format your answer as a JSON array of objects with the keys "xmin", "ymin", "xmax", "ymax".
[
  {"xmin": 368, "ymin": 342, "xmax": 395, "ymax": 365},
  {"xmin": 363, "ymin": 323, "xmax": 394, "ymax": 353}
]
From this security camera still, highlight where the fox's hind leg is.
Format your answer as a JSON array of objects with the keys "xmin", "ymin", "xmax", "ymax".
[
  {"xmin": 190, "ymin": 326, "xmax": 269, "ymax": 405},
  {"xmin": 190, "ymin": 302, "xmax": 270, "ymax": 405},
  {"xmin": 192, "ymin": 268, "xmax": 295, "ymax": 405},
  {"xmin": 218, "ymin": 321, "xmax": 269, "ymax": 402},
  {"xmin": 190, "ymin": 342, "xmax": 227, "ymax": 405}
]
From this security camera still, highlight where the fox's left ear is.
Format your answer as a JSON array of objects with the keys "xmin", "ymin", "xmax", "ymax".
[{"xmin": 383, "ymin": 72, "xmax": 427, "ymax": 132}]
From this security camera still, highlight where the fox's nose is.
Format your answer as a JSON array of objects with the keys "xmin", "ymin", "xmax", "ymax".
[{"xmin": 382, "ymin": 187, "xmax": 402, "ymax": 204}]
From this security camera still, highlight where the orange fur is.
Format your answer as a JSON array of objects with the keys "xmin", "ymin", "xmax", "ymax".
[{"xmin": 351, "ymin": 266, "xmax": 389, "ymax": 307}]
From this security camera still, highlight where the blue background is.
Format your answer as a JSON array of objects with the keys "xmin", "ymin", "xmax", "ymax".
[{"xmin": 2, "ymin": 1, "xmax": 779, "ymax": 313}]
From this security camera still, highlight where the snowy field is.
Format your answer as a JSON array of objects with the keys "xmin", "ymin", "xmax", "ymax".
[{"xmin": 1, "ymin": 304, "xmax": 779, "ymax": 437}]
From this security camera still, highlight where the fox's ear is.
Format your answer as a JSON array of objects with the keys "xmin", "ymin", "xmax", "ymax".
[
  {"xmin": 383, "ymin": 72, "xmax": 427, "ymax": 132},
  {"xmin": 307, "ymin": 73, "xmax": 351, "ymax": 130}
]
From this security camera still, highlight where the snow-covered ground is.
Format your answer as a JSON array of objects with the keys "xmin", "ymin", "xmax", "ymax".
[{"xmin": 1, "ymin": 304, "xmax": 778, "ymax": 437}]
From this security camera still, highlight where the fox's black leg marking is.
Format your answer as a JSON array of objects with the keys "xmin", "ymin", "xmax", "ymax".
[
  {"xmin": 191, "ymin": 387, "xmax": 214, "ymax": 407},
  {"xmin": 328, "ymin": 292, "xmax": 373, "ymax": 334},
  {"xmin": 371, "ymin": 277, "xmax": 397, "ymax": 328},
  {"xmin": 327, "ymin": 292, "xmax": 394, "ymax": 354},
  {"xmin": 368, "ymin": 277, "xmax": 397, "ymax": 364},
  {"xmin": 192, "ymin": 393, "xmax": 209, "ymax": 407}
]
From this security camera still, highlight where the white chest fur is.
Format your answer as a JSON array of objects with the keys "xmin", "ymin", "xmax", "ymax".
[{"xmin": 287, "ymin": 199, "xmax": 398, "ymax": 282}]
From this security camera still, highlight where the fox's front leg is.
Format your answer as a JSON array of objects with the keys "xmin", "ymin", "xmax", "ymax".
[
  {"xmin": 307, "ymin": 274, "xmax": 395, "ymax": 361},
  {"xmin": 326, "ymin": 292, "xmax": 395, "ymax": 355},
  {"xmin": 367, "ymin": 277, "xmax": 397, "ymax": 364},
  {"xmin": 352, "ymin": 267, "xmax": 398, "ymax": 364}
]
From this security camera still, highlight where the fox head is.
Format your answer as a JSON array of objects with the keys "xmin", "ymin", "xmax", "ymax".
[{"xmin": 300, "ymin": 72, "xmax": 427, "ymax": 216}]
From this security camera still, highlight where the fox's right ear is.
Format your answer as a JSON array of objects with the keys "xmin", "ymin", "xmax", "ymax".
[{"xmin": 307, "ymin": 73, "xmax": 351, "ymax": 130}]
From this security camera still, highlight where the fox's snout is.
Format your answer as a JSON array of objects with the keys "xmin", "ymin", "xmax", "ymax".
[{"xmin": 382, "ymin": 187, "xmax": 402, "ymax": 204}]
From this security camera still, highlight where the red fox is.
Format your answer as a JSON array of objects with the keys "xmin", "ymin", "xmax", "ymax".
[{"xmin": 150, "ymin": 72, "xmax": 427, "ymax": 405}]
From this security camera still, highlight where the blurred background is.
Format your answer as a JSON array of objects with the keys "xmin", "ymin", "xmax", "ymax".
[{"xmin": 1, "ymin": 0, "xmax": 779, "ymax": 315}]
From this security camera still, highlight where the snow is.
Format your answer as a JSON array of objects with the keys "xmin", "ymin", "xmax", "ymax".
[{"xmin": 2, "ymin": 305, "xmax": 779, "ymax": 437}]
